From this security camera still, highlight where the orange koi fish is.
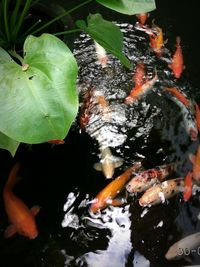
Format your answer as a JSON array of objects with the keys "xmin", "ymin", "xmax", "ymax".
[
  {"xmin": 189, "ymin": 145, "xmax": 200, "ymax": 182},
  {"xmin": 133, "ymin": 62, "xmax": 146, "ymax": 87},
  {"xmin": 3, "ymin": 163, "xmax": 40, "ymax": 239},
  {"xmin": 125, "ymin": 73, "xmax": 158, "ymax": 104},
  {"xmin": 164, "ymin": 87, "xmax": 190, "ymax": 107},
  {"xmin": 136, "ymin": 13, "xmax": 149, "ymax": 25},
  {"xmin": 149, "ymin": 24, "xmax": 164, "ymax": 56},
  {"xmin": 139, "ymin": 178, "xmax": 184, "ymax": 206},
  {"xmin": 168, "ymin": 36, "xmax": 184, "ymax": 78},
  {"xmin": 126, "ymin": 163, "xmax": 174, "ymax": 193},
  {"xmin": 183, "ymin": 171, "xmax": 193, "ymax": 201},
  {"xmin": 194, "ymin": 102, "xmax": 200, "ymax": 131},
  {"xmin": 90, "ymin": 161, "xmax": 142, "ymax": 213}
]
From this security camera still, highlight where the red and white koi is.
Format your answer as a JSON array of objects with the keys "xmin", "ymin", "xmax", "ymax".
[
  {"xmin": 90, "ymin": 161, "xmax": 142, "ymax": 213},
  {"xmin": 125, "ymin": 73, "xmax": 158, "ymax": 104},
  {"xmin": 126, "ymin": 163, "xmax": 174, "ymax": 193},
  {"xmin": 189, "ymin": 145, "xmax": 200, "ymax": 183},
  {"xmin": 168, "ymin": 36, "xmax": 184, "ymax": 78},
  {"xmin": 139, "ymin": 178, "xmax": 184, "ymax": 206},
  {"xmin": 194, "ymin": 102, "xmax": 200, "ymax": 132}
]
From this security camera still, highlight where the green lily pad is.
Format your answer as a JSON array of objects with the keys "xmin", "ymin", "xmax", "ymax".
[
  {"xmin": 0, "ymin": 33, "xmax": 78, "ymax": 144},
  {"xmin": 0, "ymin": 131, "xmax": 20, "ymax": 157},
  {"xmin": 96, "ymin": 0, "xmax": 156, "ymax": 15}
]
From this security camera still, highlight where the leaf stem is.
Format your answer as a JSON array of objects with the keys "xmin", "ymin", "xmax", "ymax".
[
  {"xmin": 9, "ymin": 49, "xmax": 24, "ymax": 64},
  {"xmin": 53, "ymin": 29, "xmax": 82, "ymax": 36},
  {"xmin": 30, "ymin": 0, "xmax": 93, "ymax": 35}
]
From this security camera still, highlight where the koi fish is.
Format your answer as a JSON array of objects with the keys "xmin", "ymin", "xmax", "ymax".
[
  {"xmin": 90, "ymin": 161, "xmax": 142, "ymax": 213},
  {"xmin": 136, "ymin": 13, "xmax": 149, "ymax": 25},
  {"xmin": 164, "ymin": 87, "xmax": 190, "ymax": 108},
  {"xmin": 164, "ymin": 87, "xmax": 198, "ymax": 141},
  {"xmin": 3, "ymin": 163, "xmax": 40, "ymax": 239},
  {"xmin": 125, "ymin": 73, "xmax": 158, "ymax": 104},
  {"xmin": 149, "ymin": 24, "xmax": 164, "ymax": 56},
  {"xmin": 183, "ymin": 171, "xmax": 193, "ymax": 201},
  {"xmin": 165, "ymin": 232, "xmax": 200, "ymax": 261},
  {"xmin": 93, "ymin": 147, "xmax": 123, "ymax": 179},
  {"xmin": 189, "ymin": 145, "xmax": 200, "ymax": 182},
  {"xmin": 194, "ymin": 102, "xmax": 200, "ymax": 131},
  {"xmin": 168, "ymin": 36, "xmax": 184, "ymax": 78},
  {"xmin": 94, "ymin": 41, "xmax": 108, "ymax": 68},
  {"xmin": 126, "ymin": 163, "xmax": 174, "ymax": 193},
  {"xmin": 139, "ymin": 178, "xmax": 184, "ymax": 206},
  {"xmin": 133, "ymin": 62, "xmax": 146, "ymax": 87}
]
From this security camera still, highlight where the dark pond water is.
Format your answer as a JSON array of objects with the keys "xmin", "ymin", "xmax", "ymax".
[{"xmin": 0, "ymin": 0, "xmax": 200, "ymax": 266}]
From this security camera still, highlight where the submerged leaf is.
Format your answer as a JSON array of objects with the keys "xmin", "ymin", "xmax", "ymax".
[
  {"xmin": 76, "ymin": 14, "xmax": 132, "ymax": 69},
  {"xmin": 96, "ymin": 0, "xmax": 156, "ymax": 15},
  {"xmin": 0, "ymin": 34, "xmax": 78, "ymax": 143}
]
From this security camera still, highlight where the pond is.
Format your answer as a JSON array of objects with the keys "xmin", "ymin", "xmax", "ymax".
[{"xmin": 0, "ymin": 0, "xmax": 200, "ymax": 266}]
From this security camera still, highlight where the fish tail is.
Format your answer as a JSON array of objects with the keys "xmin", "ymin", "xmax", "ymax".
[
  {"xmin": 176, "ymin": 36, "xmax": 181, "ymax": 46},
  {"xmin": 5, "ymin": 163, "xmax": 21, "ymax": 190}
]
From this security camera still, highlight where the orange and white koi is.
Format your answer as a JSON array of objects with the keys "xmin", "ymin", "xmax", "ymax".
[
  {"xmin": 126, "ymin": 163, "xmax": 174, "ymax": 193},
  {"xmin": 189, "ymin": 145, "xmax": 200, "ymax": 182},
  {"xmin": 90, "ymin": 161, "xmax": 142, "ymax": 213},
  {"xmin": 183, "ymin": 171, "xmax": 193, "ymax": 201},
  {"xmin": 3, "ymin": 163, "xmax": 40, "ymax": 239},
  {"xmin": 136, "ymin": 13, "xmax": 149, "ymax": 25},
  {"xmin": 125, "ymin": 73, "xmax": 158, "ymax": 104},
  {"xmin": 93, "ymin": 146, "xmax": 123, "ymax": 179},
  {"xmin": 149, "ymin": 24, "xmax": 164, "ymax": 56},
  {"xmin": 139, "ymin": 178, "xmax": 184, "ymax": 206},
  {"xmin": 168, "ymin": 36, "xmax": 184, "ymax": 78},
  {"xmin": 164, "ymin": 87, "xmax": 190, "ymax": 108},
  {"xmin": 133, "ymin": 62, "xmax": 146, "ymax": 87},
  {"xmin": 94, "ymin": 41, "xmax": 108, "ymax": 68}
]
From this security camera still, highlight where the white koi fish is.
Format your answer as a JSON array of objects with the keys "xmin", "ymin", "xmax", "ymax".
[{"xmin": 93, "ymin": 147, "xmax": 123, "ymax": 179}]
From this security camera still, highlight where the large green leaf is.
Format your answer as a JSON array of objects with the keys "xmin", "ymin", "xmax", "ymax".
[
  {"xmin": 0, "ymin": 131, "xmax": 20, "ymax": 157},
  {"xmin": 96, "ymin": 0, "xmax": 156, "ymax": 15},
  {"xmin": 76, "ymin": 14, "xmax": 132, "ymax": 69},
  {"xmin": 0, "ymin": 34, "xmax": 78, "ymax": 143}
]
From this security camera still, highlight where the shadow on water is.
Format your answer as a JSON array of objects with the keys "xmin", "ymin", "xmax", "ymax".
[{"xmin": 0, "ymin": 0, "xmax": 200, "ymax": 266}]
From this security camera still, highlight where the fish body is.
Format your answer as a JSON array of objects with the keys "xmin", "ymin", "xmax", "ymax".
[
  {"xmin": 149, "ymin": 25, "xmax": 164, "ymax": 56},
  {"xmin": 194, "ymin": 102, "xmax": 200, "ymax": 131},
  {"xmin": 183, "ymin": 171, "xmax": 193, "ymax": 201},
  {"xmin": 133, "ymin": 62, "xmax": 146, "ymax": 87},
  {"xmin": 165, "ymin": 232, "xmax": 200, "ymax": 260},
  {"xmin": 139, "ymin": 178, "xmax": 184, "ymax": 206},
  {"xmin": 168, "ymin": 36, "xmax": 184, "ymax": 78},
  {"xmin": 189, "ymin": 145, "xmax": 200, "ymax": 182},
  {"xmin": 164, "ymin": 87, "xmax": 190, "ymax": 108},
  {"xmin": 126, "ymin": 163, "xmax": 174, "ymax": 193},
  {"xmin": 136, "ymin": 13, "xmax": 149, "ymax": 25},
  {"xmin": 94, "ymin": 41, "xmax": 108, "ymax": 68},
  {"xmin": 93, "ymin": 147, "xmax": 123, "ymax": 179},
  {"xmin": 125, "ymin": 73, "xmax": 158, "ymax": 104},
  {"xmin": 48, "ymin": 139, "xmax": 65, "ymax": 145},
  {"xmin": 3, "ymin": 163, "xmax": 40, "ymax": 239},
  {"xmin": 90, "ymin": 161, "xmax": 142, "ymax": 213}
]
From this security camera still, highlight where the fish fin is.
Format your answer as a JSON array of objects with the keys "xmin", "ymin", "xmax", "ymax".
[
  {"xmin": 111, "ymin": 197, "xmax": 127, "ymax": 207},
  {"xmin": 168, "ymin": 63, "xmax": 172, "ymax": 70},
  {"xmin": 93, "ymin": 162, "xmax": 102, "ymax": 171},
  {"xmin": 114, "ymin": 159, "xmax": 123, "ymax": 168},
  {"xmin": 4, "ymin": 224, "xmax": 17, "ymax": 238},
  {"xmin": 183, "ymin": 171, "xmax": 193, "ymax": 201},
  {"xmin": 189, "ymin": 153, "xmax": 195, "ymax": 164},
  {"xmin": 30, "ymin": 205, "xmax": 41, "ymax": 216}
]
